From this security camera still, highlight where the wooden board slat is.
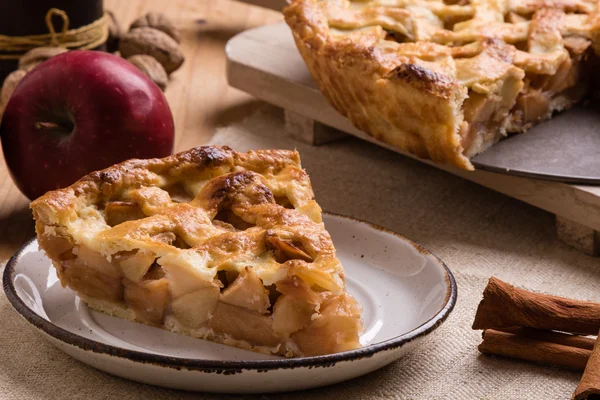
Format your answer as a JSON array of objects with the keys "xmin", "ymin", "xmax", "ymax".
[
  {"xmin": 234, "ymin": 0, "xmax": 287, "ymax": 11},
  {"xmin": 225, "ymin": 22, "xmax": 600, "ymax": 237}
]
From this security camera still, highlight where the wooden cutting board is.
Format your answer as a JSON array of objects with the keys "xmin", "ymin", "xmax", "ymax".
[
  {"xmin": 234, "ymin": 0, "xmax": 286, "ymax": 10},
  {"xmin": 225, "ymin": 22, "xmax": 600, "ymax": 255}
]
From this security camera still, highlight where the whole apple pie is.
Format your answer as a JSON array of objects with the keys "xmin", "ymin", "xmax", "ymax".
[
  {"xmin": 30, "ymin": 146, "xmax": 362, "ymax": 357},
  {"xmin": 284, "ymin": 0, "xmax": 600, "ymax": 170}
]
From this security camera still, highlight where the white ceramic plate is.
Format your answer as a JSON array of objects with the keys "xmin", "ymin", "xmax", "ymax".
[{"xmin": 3, "ymin": 213, "xmax": 456, "ymax": 394}]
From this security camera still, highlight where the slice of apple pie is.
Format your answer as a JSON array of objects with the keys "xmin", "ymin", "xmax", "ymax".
[
  {"xmin": 284, "ymin": 0, "xmax": 600, "ymax": 170},
  {"xmin": 30, "ymin": 146, "xmax": 362, "ymax": 357}
]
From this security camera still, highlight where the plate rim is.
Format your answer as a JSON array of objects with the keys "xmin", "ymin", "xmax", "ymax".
[{"xmin": 3, "ymin": 212, "xmax": 457, "ymax": 373}]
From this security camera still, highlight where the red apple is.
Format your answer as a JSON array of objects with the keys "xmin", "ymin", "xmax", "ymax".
[{"xmin": 0, "ymin": 50, "xmax": 174, "ymax": 200}]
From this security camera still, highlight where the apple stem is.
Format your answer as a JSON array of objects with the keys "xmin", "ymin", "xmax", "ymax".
[
  {"xmin": 35, "ymin": 122, "xmax": 61, "ymax": 130},
  {"xmin": 34, "ymin": 121, "xmax": 74, "ymax": 138}
]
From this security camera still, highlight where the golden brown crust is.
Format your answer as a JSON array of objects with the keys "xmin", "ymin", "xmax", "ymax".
[
  {"xmin": 31, "ymin": 146, "xmax": 362, "ymax": 357},
  {"xmin": 284, "ymin": 0, "xmax": 600, "ymax": 170},
  {"xmin": 285, "ymin": 0, "xmax": 470, "ymax": 168}
]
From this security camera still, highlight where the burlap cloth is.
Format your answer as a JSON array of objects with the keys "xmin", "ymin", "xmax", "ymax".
[{"xmin": 2, "ymin": 105, "xmax": 600, "ymax": 399}]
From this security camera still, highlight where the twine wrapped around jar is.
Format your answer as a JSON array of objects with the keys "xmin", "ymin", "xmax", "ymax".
[{"xmin": 0, "ymin": 8, "xmax": 108, "ymax": 60}]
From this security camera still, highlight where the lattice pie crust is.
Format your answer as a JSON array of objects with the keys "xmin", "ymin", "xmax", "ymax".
[
  {"xmin": 284, "ymin": 0, "xmax": 600, "ymax": 169},
  {"xmin": 31, "ymin": 146, "xmax": 362, "ymax": 357}
]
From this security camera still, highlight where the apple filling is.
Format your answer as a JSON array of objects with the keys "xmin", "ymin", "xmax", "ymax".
[
  {"xmin": 41, "ymin": 228, "xmax": 361, "ymax": 356},
  {"xmin": 508, "ymin": 36, "xmax": 592, "ymax": 132},
  {"xmin": 459, "ymin": 35, "xmax": 593, "ymax": 157},
  {"xmin": 459, "ymin": 71, "xmax": 524, "ymax": 157}
]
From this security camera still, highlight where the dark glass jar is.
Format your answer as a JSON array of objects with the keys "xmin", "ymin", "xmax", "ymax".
[{"xmin": 0, "ymin": 0, "xmax": 105, "ymax": 82}]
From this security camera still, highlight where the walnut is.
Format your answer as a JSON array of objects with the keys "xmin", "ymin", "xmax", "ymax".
[
  {"xmin": 0, "ymin": 69, "xmax": 27, "ymax": 117},
  {"xmin": 130, "ymin": 12, "xmax": 180, "ymax": 43},
  {"xmin": 119, "ymin": 27, "xmax": 184, "ymax": 74},
  {"xmin": 127, "ymin": 55, "xmax": 168, "ymax": 91},
  {"xmin": 18, "ymin": 47, "xmax": 68, "ymax": 71},
  {"xmin": 106, "ymin": 10, "xmax": 123, "ymax": 53}
]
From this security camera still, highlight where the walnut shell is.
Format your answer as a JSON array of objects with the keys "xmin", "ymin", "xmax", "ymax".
[
  {"xmin": 119, "ymin": 27, "xmax": 184, "ymax": 74},
  {"xmin": 18, "ymin": 47, "xmax": 68, "ymax": 71},
  {"xmin": 130, "ymin": 12, "xmax": 180, "ymax": 43},
  {"xmin": 0, "ymin": 69, "xmax": 27, "ymax": 117},
  {"xmin": 106, "ymin": 10, "xmax": 122, "ymax": 53},
  {"xmin": 127, "ymin": 55, "xmax": 168, "ymax": 91}
]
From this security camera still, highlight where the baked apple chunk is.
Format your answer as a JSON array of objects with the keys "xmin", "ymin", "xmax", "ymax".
[{"xmin": 31, "ymin": 146, "xmax": 362, "ymax": 357}]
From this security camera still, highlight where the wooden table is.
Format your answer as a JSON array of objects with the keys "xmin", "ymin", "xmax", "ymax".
[{"xmin": 0, "ymin": 0, "xmax": 282, "ymax": 260}]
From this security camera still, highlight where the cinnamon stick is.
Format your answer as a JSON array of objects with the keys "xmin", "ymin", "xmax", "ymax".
[
  {"xmin": 472, "ymin": 277, "xmax": 600, "ymax": 335},
  {"xmin": 479, "ymin": 329, "xmax": 592, "ymax": 371},
  {"xmin": 499, "ymin": 327, "xmax": 596, "ymax": 350},
  {"xmin": 572, "ymin": 329, "xmax": 600, "ymax": 400}
]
